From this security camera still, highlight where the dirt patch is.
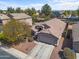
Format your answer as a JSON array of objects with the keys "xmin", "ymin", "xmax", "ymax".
[{"xmin": 12, "ymin": 41, "xmax": 36, "ymax": 54}]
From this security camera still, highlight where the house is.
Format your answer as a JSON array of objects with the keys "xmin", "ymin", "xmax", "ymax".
[
  {"xmin": 0, "ymin": 14, "xmax": 10, "ymax": 32},
  {"xmin": 68, "ymin": 14, "xmax": 78, "ymax": 19},
  {"xmin": 72, "ymin": 23, "xmax": 79, "ymax": 53},
  {"xmin": 0, "ymin": 13, "xmax": 32, "ymax": 32},
  {"xmin": 33, "ymin": 18, "xmax": 66, "ymax": 45},
  {"xmin": 0, "ymin": 13, "xmax": 32, "ymax": 26},
  {"xmin": 0, "ymin": 14, "xmax": 10, "ymax": 25},
  {"xmin": 7, "ymin": 13, "xmax": 32, "ymax": 26},
  {"xmin": 72, "ymin": 23, "xmax": 79, "ymax": 59}
]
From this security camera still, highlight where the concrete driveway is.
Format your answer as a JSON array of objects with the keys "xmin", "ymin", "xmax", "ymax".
[{"xmin": 29, "ymin": 41, "xmax": 55, "ymax": 59}]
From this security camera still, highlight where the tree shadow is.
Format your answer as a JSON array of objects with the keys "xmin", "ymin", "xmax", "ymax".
[{"xmin": 58, "ymin": 51, "xmax": 65, "ymax": 59}]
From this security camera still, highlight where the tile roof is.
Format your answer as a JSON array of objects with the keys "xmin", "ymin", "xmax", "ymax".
[
  {"xmin": 44, "ymin": 18, "xmax": 66, "ymax": 39},
  {"xmin": 8, "ymin": 13, "xmax": 31, "ymax": 19},
  {"xmin": 0, "ymin": 14, "xmax": 10, "ymax": 20},
  {"xmin": 35, "ymin": 18, "xmax": 66, "ymax": 39}
]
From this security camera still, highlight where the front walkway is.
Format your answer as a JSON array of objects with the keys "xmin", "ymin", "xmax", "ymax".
[{"xmin": 13, "ymin": 41, "xmax": 36, "ymax": 54}]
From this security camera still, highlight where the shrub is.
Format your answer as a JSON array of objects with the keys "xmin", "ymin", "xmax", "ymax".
[
  {"xmin": 44, "ymin": 16, "xmax": 50, "ymax": 21},
  {"xmin": 3, "ymin": 20, "xmax": 32, "ymax": 44},
  {"xmin": 32, "ymin": 14, "xmax": 38, "ymax": 23},
  {"xmin": 64, "ymin": 48, "xmax": 76, "ymax": 59},
  {"xmin": 0, "ymin": 33, "xmax": 10, "ymax": 45},
  {"xmin": 0, "ymin": 33, "xmax": 6, "ymax": 40}
]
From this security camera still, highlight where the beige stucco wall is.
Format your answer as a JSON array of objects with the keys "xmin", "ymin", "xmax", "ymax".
[{"xmin": 2, "ymin": 20, "xmax": 10, "ymax": 25}]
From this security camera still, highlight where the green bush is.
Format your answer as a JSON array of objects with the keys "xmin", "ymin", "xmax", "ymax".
[
  {"xmin": 64, "ymin": 48, "xmax": 76, "ymax": 59},
  {"xmin": 3, "ymin": 20, "xmax": 32, "ymax": 43},
  {"xmin": 32, "ymin": 14, "xmax": 38, "ymax": 23},
  {"xmin": 0, "ymin": 33, "xmax": 9, "ymax": 44},
  {"xmin": 44, "ymin": 16, "xmax": 50, "ymax": 21},
  {"xmin": 0, "ymin": 33, "xmax": 6, "ymax": 40}
]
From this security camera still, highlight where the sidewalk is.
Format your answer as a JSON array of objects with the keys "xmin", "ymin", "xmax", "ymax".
[
  {"xmin": 76, "ymin": 53, "xmax": 79, "ymax": 59},
  {"xmin": 0, "ymin": 47, "xmax": 33, "ymax": 59}
]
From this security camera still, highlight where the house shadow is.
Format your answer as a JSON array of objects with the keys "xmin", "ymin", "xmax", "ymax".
[
  {"xmin": 36, "ymin": 32, "xmax": 58, "ymax": 45},
  {"xmin": 62, "ymin": 30, "xmax": 73, "ymax": 49}
]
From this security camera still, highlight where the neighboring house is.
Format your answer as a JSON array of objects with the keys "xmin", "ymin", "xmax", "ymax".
[
  {"xmin": 7, "ymin": 13, "xmax": 32, "ymax": 26},
  {"xmin": 33, "ymin": 18, "xmax": 66, "ymax": 45},
  {"xmin": 68, "ymin": 14, "xmax": 78, "ymax": 19},
  {"xmin": 72, "ymin": 23, "xmax": 79, "ymax": 53},
  {"xmin": 0, "ymin": 13, "xmax": 32, "ymax": 32},
  {"xmin": 72, "ymin": 23, "xmax": 79, "ymax": 59},
  {"xmin": 52, "ymin": 11, "xmax": 61, "ymax": 18},
  {"xmin": 0, "ymin": 14, "xmax": 10, "ymax": 32},
  {"xmin": 0, "ymin": 14, "xmax": 10, "ymax": 25},
  {"xmin": 0, "ymin": 13, "xmax": 32, "ymax": 26}
]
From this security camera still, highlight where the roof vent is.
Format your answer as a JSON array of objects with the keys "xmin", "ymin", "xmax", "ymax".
[{"xmin": 35, "ymin": 25, "xmax": 43, "ymax": 32}]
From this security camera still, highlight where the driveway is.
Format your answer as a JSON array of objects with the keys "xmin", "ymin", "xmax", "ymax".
[{"xmin": 29, "ymin": 41, "xmax": 55, "ymax": 59}]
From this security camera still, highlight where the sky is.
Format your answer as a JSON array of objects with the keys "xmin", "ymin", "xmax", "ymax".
[{"xmin": 0, "ymin": 0, "xmax": 79, "ymax": 10}]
